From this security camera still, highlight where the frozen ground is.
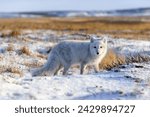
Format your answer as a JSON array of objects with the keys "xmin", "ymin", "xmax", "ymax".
[{"xmin": 0, "ymin": 30, "xmax": 150, "ymax": 100}]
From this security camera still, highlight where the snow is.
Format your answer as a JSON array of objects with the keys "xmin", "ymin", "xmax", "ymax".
[
  {"xmin": 0, "ymin": 30, "xmax": 150, "ymax": 100},
  {"xmin": 110, "ymin": 39, "xmax": 150, "ymax": 55}
]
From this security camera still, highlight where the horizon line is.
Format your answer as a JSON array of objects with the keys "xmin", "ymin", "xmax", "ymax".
[{"xmin": 0, "ymin": 6, "xmax": 150, "ymax": 13}]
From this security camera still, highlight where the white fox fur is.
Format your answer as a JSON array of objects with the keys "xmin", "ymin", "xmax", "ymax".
[{"xmin": 32, "ymin": 36, "xmax": 107, "ymax": 76}]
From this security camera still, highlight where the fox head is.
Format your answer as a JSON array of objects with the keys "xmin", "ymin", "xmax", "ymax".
[{"xmin": 89, "ymin": 36, "xmax": 107, "ymax": 57}]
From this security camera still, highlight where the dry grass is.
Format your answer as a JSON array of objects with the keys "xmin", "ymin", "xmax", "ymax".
[
  {"xmin": 7, "ymin": 44, "xmax": 14, "ymax": 51},
  {"xmin": 99, "ymin": 50, "xmax": 150, "ymax": 70},
  {"xmin": 24, "ymin": 61, "xmax": 43, "ymax": 67},
  {"xmin": 0, "ymin": 30, "xmax": 21, "ymax": 37},
  {"xmin": 35, "ymin": 53, "xmax": 47, "ymax": 59},
  {"xmin": 9, "ymin": 30, "xmax": 21, "ymax": 37},
  {"xmin": 17, "ymin": 46, "xmax": 47, "ymax": 58},
  {"xmin": 0, "ymin": 17, "xmax": 150, "ymax": 40},
  {"xmin": 126, "ymin": 54, "xmax": 150, "ymax": 63},
  {"xmin": 99, "ymin": 49, "xmax": 125, "ymax": 70},
  {"xmin": 6, "ymin": 67, "xmax": 22, "ymax": 75},
  {"xmin": 0, "ymin": 66, "xmax": 23, "ymax": 76},
  {"xmin": 18, "ymin": 46, "xmax": 31, "ymax": 56},
  {"xmin": 0, "ymin": 30, "xmax": 11, "ymax": 37}
]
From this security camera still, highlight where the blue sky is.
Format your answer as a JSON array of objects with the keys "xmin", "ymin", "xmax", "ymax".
[{"xmin": 0, "ymin": 0, "xmax": 150, "ymax": 12}]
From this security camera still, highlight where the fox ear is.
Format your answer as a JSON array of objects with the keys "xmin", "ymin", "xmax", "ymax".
[
  {"xmin": 102, "ymin": 37, "xmax": 107, "ymax": 45},
  {"xmin": 90, "ymin": 37, "xmax": 95, "ymax": 43}
]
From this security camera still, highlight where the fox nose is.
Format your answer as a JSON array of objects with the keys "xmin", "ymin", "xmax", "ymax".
[{"xmin": 97, "ymin": 52, "xmax": 99, "ymax": 55}]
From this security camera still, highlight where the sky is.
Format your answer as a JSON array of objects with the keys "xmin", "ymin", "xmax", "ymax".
[{"xmin": 0, "ymin": 0, "xmax": 150, "ymax": 12}]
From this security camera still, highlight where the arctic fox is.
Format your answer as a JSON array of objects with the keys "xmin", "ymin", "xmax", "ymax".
[{"xmin": 32, "ymin": 36, "xmax": 107, "ymax": 76}]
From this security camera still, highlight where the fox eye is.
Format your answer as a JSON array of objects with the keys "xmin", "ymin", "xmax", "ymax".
[
  {"xmin": 94, "ymin": 46, "xmax": 96, "ymax": 48},
  {"xmin": 100, "ymin": 46, "xmax": 103, "ymax": 48}
]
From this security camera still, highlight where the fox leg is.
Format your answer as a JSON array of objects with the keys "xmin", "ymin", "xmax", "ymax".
[
  {"xmin": 80, "ymin": 63, "xmax": 86, "ymax": 74},
  {"xmin": 63, "ymin": 64, "xmax": 71, "ymax": 75},
  {"xmin": 54, "ymin": 65, "xmax": 62, "ymax": 75},
  {"xmin": 94, "ymin": 64, "xmax": 99, "ymax": 73},
  {"xmin": 54, "ymin": 68, "xmax": 60, "ymax": 76}
]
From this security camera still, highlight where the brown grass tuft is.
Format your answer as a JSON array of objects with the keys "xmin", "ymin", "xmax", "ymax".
[
  {"xmin": 36, "ymin": 53, "xmax": 47, "ymax": 59},
  {"xmin": 0, "ymin": 30, "xmax": 21, "ymax": 38},
  {"xmin": 24, "ymin": 61, "xmax": 43, "ymax": 67},
  {"xmin": 19, "ymin": 46, "xmax": 31, "ymax": 55},
  {"xmin": 7, "ymin": 44, "xmax": 14, "ymax": 51},
  {"xmin": 9, "ymin": 30, "xmax": 21, "ymax": 37},
  {"xmin": 6, "ymin": 67, "xmax": 22, "ymax": 75},
  {"xmin": 0, "ymin": 66, "xmax": 23, "ymax": 76},
  {"xmin": 99, "ymin": 50, "xmax": 150, "ymax": 71},
  {"xmin": 99, "ymin": 49, "xmax": 126, "ymax": 70},
  {"xmin": 0, "ymin": 31, "xmax": 11, "ymax": 37}
]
